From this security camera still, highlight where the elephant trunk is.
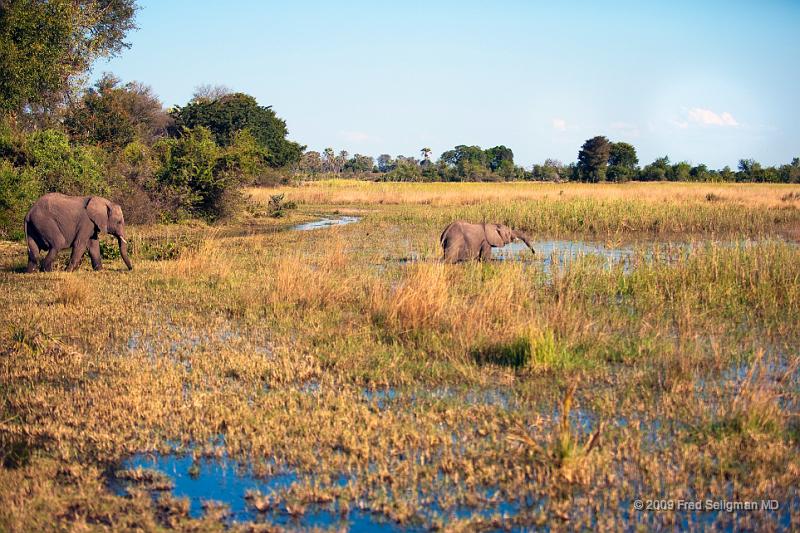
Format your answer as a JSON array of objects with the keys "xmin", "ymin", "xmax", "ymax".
[
  {"xmin": 118, "ymin": 234, "xmax": 133, "ymax": 270},
  {"xmin": 514, "ymin": 230, "xmax": 535, "ymax": 254}
]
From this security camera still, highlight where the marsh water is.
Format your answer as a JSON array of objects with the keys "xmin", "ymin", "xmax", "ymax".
[
  {"xmin": 107, "ymin": 218, "xmax": 798, "ymax": 530},
  {"xmin": 292, "ymin": 216, "xmax": 361, "ymax": 231},
  {"xmin": 110, "ymin": 452, "xmax": 403, "ymax": 531}
]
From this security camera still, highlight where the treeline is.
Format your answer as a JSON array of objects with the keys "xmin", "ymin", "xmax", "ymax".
[
  {"xmin": 300, "ymin": 137, "xmax": 800, "ymax": 184},
  {"xmin": 0, "ymin": 1, "xmax": 302, "ymax": 239}
]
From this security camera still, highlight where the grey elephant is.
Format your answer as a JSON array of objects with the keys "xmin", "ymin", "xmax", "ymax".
[
  {"xmin": 24, "ymin": 193, "xmax": 133, "ymax": 272},
  {"xmin": 440, "ymin": 221, "xmax": 535, "ymax": 263}
]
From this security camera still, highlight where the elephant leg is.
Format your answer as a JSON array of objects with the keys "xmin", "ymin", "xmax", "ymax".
[
  {"xmin": 66, "ymin": 241, "xmax": 89, "ymax": 272},
  {"xmin": 41, "ymin": 248, "xmax": 60, "ymax": 272},
  {"xmin": 26, "ymin": 237, "xmax": 40, "ymax": 273},
  {"xmin": 88, "ymin": 239, "xmax": 103, "ymax": 270},
  {"xmin": 443, "ymin": 243, "xmax": 458, "ymax": 263},
  {"xmin": 478, "ymin": 241, "xmax": 493, "ymax": 261}
]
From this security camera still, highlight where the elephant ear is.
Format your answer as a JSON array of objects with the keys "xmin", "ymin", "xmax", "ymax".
[
  {"xmin": 484, "ymin": 224, "xmax": 505, "ymax": 247},
  {"xmin": 498, "ymin": 225, "xmax": 514, "ymax": 244},
  {"xmin": 86, "ymin": 197, "xmax": 109, "ymax": 233}
]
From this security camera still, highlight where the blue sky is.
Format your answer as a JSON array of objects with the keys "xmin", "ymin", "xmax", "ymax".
[{"xmin": 96, "ymin": 0, "xmax": 799, "ymax": 168}]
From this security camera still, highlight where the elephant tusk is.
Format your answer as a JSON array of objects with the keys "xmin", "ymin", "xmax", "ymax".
[{"xmin": 119, "ymin": 237, "xmax": 128, "ymax": 244}]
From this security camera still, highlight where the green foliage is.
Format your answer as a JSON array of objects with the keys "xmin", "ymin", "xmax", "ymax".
[
  {"xmin": 0, "ymin": 0, "xmax": 137, "ymax": 117},
  {"xmin": 385, "ymin": 160, "xmax": 424, "ymax": 182},
  {"xmin": 25, "ymin": 129, "xmax": 108, "ymax": 196},
  {"xmin": 485, "ymin": 145, "xmax": 514, "ymax": 172},
  {"xmin": 266, "ymin": 193, "xmax": 297, "ymax": 217},
  {"xmin": 640, "ymin": 156, "xmax": 670, "ymax": 181},
  {"xmin": 64, "ymin": 73, "xmax": 171, "ymax": 148},
  {"xmin": 577, "ymin": 136, "xmax": 611, "ymax": 182},
  {"xmin": 170, "ymin": 92, "xmax": 303, "ymax": 167},
  {"xmin": 154, "ymin": 126, "xmax": 222, "ymax": 220},
  {"xmin": 343, "ymin": 154, "xmax": 375, "ymax": 173},
  {"xmin": 607, "ymin": 142, "xmax": 638, "ymax": 182},
  {"xmin": 471, "ymin": 330, "xmax": 591, "ymax": 371},
  {"xmin": 217, "ymin": 129, "xmax": 268, "ymax": 180},
  {"xmin": 154, "ymin": 126, "xmax": 256, "ymax": 221},
  {"xmin": 471, "ymin": 336, "xmax": 531, "ymax": 368},
  {"xmin": 0, "ymin": 0, "xmax": 73, "ymax": 114},
  {"xmin": 0, "ymin": 160, "xmax": 41, "ymax": 239}
]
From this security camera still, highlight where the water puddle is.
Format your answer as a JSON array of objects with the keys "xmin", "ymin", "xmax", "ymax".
[
  {"xmin": 495, "ymin": 239, "xmax": 634, "ymax": 263},
  {"xmin": 292, "ymin": 216, "xmax": 361, "ymax": 231},
  {"xmin": 495, "ymin": 237, "xmax": 797, "ymax": 267},
  {"xmin": 110, "ymin": 452, "xmax": 402, "ymax": 530},
  {"xmin": 362, "ymin": 386, "xmax": 513, "ymax": 411}
]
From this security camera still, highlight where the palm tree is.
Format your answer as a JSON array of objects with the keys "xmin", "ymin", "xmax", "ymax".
[{"xmin": 421, "ymin": 147, "xmax": 432, "ymax": 161}]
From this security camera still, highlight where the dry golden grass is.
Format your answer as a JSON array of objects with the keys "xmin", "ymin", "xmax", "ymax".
[
  {"xmin": 54, "ymin": 275, "xmax": 94, "ymax": 306},
  {"xmin": 250, "ymin": 179, "xmax": 800, "ymax": 208},
  {"xmin": 0, "ymin": 184, "xmax": 798, "ymax": 530},
  {"xmin": 159, "ymin": 234, "xmax": 232, "ymax": 281}
]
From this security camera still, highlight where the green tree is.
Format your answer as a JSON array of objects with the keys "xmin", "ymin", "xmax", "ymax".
[
  {"xmin": 779, "ymin": 157, "xmax": 800, "ymax": 183},
  {"xmin": 170, "ymin": 92, "xmax": 303, "ymax": 167},
  {"xmin": 0, "ymin": 0, "xmax": 138, "ymax": 119},
  {"xmin": 577, "ymin": 136, "xmax": 611, "ymax": 182},
  {"xmin": 344, "ymin": 154, "xmax": 374, "ymax": 173},
  {"xmin": 154, "ymin": 126, "xmax": 254, "ymax": 221},
  {"xmin": 485, "ymin": 145, "xmax": 514, "ymax": 172},
  {"xmin": 640, "ymin": 156, "xmax": 670, "ymax": 181},
  {"xmin": 719, "ymin": 165, "xmax": 735, "ymax": 182},
  {"xmin": 65, "ymin": 73, "xmax": 171, "ymax": 148},
  {"xmin": 670, "ymin": 161, "xmax": 691, "ymax": 182},
  {"xmin": 25, "ymin": 129, "xmax": 108, "ymax": 195},
  {"xmin": 384, "ymin": 159, "xmax": 422, "ymax": 181},
  {"xmin": 737, "ymin": 159, "xmax": 764, "ymax": 182},
  {"xmin": 299, "ymin": 150, "xmax": 323, "ymax": 174},
  {"xmin": 607, "ymin": 142, "xmax": 638, "ymax": 182},
  {"xmin": 377, "ymin": 154, "xmax": 394, "ymax": 172},
  {"xmin": 323, "ymin": 147, "xmax": 336, "ymax": 172},
  {"xmin": 689, "ymin": 164, "xmax": 712, "ymax": 182}
]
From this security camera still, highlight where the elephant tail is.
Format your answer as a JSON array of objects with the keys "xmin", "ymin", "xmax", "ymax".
[{"xmin": 23, "ymin": 210, "xmax": 31, "ymax": 241}]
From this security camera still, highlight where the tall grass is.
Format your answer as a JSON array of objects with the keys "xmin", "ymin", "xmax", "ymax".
[{"xmin": 251, "ymin": 181, "xmax": 800, "ymax": 237}]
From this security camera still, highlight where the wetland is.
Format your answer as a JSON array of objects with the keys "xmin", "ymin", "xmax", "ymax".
[{"xmin": 1, "ymin": 181, "xmax": 799, "ymax": 531}]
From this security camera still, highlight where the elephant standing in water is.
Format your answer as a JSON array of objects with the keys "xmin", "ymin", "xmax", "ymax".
[
  {"xmin": 440, "ymin": 221, "xmax": 535, "ymax": 263},
  {"xmin": 24, "ymin": 193, "xmax": 133, "ymax": 272}
]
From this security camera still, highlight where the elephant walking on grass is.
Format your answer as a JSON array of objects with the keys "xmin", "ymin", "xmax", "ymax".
[
  {"xmin": 440, "ymin": 221, "xmax": 535, "ymax": 263},
  {"xmin": 24, "ymin": 193, "xmax": 133, "ymax": 272}
]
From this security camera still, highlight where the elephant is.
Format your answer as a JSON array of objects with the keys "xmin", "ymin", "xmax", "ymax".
[
  {"xmin": 24, "ymin": 193, "xmax": 133, "ymax": 272},
  {"xmin": 440, "ymin": 221, "xmax": 535, "ymax": 263}
]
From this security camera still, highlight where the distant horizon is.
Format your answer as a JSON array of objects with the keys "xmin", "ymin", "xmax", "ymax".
[{"xmin": 96, "ymin": 0, "xmax": 799, "ymax": 169}]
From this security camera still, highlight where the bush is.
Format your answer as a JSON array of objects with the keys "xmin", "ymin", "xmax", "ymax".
[
  {"xmin": 266, "ymin": 193, "xmax": 297, "ymax": 217},
  {"xmin": 154, "ymin": 126, "xmax": 257, "ymax": 222},
  {"xmin": 0, "ymin": 126, "xmax": 109, "ymax": 239},
  {"xmin": 0, "ymin": 161, "xmax": 42, "ymax": 240},
  {"xmin": 25, "ymin": 130, "xmax": 108, "ymax": 196},
  {"xmin": 105, "ymin": 141, "xmax": 164, "ymax": 224}
]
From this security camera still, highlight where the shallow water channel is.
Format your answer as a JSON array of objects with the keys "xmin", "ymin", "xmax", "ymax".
[
  {"xmin": 107, "ymin": 218, "xmax": 798, "ymax": 529},
  {"xmin": 111, "ymin": 452, "xmax": 404, "ymax": 531},
  {"xmin": 292, "ymin": 216, "xmax": 361, "ymax": 231}
]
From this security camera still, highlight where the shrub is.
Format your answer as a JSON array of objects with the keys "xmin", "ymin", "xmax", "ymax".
[
  {"xmin": 169, "ymin": 92, "xmax": 304, "ymax": 167},
  {"xmin": 0, "ymin": 161, "xmax": 42, "ymax": 240},
  {"xmin": 266, "ymin": 193, "xmax": 297, "ymax": 217},
  {"xmin": 25, "ymin": 129, "xmax": 108, "ymax": 196},
  {"xmin": 105, "ymin": 141, "xmax": 164, "ymax": 224},
  {"xmin": 154, "ymin": 126, "xmax": 255, "ymax": 221}
]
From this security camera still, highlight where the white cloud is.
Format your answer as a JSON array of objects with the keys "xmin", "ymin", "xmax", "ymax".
[
  {"xmin": 552, "ymin": 118, "xmax": 567, "ymax": 131},
  {"xmin": 687, "ymin": 108, "xmax": 739, "ymax": 127}
]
